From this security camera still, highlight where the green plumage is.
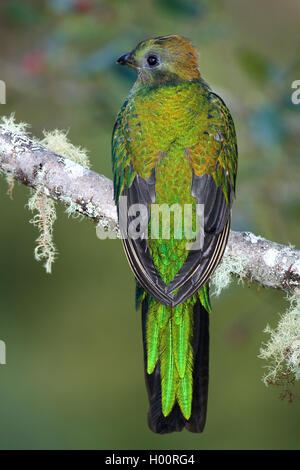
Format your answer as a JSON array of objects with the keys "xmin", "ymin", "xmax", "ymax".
[{"xmin": 112, "ymin": 35, "xmax": 238, "ymax": 432}]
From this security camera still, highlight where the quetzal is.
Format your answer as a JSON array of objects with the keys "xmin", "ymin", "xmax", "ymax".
[{"xmin": 112, "ymin": 35, "xmax": 238, "ymax": 434}]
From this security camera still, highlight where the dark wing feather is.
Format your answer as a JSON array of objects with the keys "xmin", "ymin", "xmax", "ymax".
[
  {"xmin": 113, "ymin": 104, "xmax": 174, "ymax": 305},
  {"xmin": 121, "ymin": 173, "xmax": 174, "ymax": 306}
]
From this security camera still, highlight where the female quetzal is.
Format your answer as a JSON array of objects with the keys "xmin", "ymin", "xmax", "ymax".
[{"xmin": 112, "ymin": 35, "xmax": 238, "ymax": 434}]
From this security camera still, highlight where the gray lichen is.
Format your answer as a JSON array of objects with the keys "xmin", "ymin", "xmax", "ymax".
[
  {"xmin": 0, "ymin": 113, "xmax": 30, "ymax": 136},
  {"xmin": 1, "ymin": 115, "xmax": 92, "ymax": 272},
  {"xmin": 259, "ymin": 292, "xmax": 300, "ymax": 393},
  {"xmin": 39, "ymin": 129, "xmax": 90, "ymax": 169},
  {"xmin": 211, "ymin": 252, "xmax": 247, "ymax": 297},
  {"xmin": 31, "ymin": 129, "xmax": 92, "ymax": 270},
  {"xmin": 1, "ymin": 114, "xmax": 30, "ymax": 198},
  {"xmin": 38, "ymin": 128, "xmax": 90, "ymax": 220},
  {"xmin": 27, "ymin": 185, "xmax": 57, "ymax": 274}
]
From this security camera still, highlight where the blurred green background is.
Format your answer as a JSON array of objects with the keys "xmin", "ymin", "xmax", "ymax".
[{"xmin": 0, "ymin": 0, "xmax": 300, "ymax": 450}]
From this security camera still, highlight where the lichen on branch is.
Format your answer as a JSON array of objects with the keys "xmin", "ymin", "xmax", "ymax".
[
  {"xmin": 0, "ymin": 114, "xmax": 92, "ymax": 273},
  {"xmin": 27, "ymin": 185, "xmax": 57, "ymax": 274},
  {"xmin": 259, "ymin": 292, "xmax": 300, "ymax": 396}
]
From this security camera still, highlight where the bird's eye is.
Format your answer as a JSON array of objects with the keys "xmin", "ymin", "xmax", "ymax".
[{"xmin": 147, "ymin": 55, "xmax": 158, "ymax": 67}]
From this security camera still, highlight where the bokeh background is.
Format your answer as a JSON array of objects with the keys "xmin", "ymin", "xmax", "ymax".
[{"xmin": 0, "ymin": 0, "xmax": 300, "ymax": 450}]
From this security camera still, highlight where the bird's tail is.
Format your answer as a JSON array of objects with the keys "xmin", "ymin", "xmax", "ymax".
[{"xmin": 141, "ymin": 290, "xmax": 210, "ymax": 434}]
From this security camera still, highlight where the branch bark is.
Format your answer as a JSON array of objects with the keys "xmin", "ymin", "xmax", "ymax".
[
  {"xmin": 0, "ymin": 125, "xmax": 118, "ymax": 233},
  {"xmin": 0, "ymin": 124, "xmax": 299, "ymax": 292}
]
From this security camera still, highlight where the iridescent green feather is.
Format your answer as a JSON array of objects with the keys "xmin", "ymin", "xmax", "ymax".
[
  {"xmin": 112, "ymin": 99, "xmax": 136, "ymax": 203},
  {"xmin": 146, "ymin": 300, "xmax": 160, "ymax": 374},
  {"xmin": 199, "ymin": 284, "xmax": 211, "ymax": 313},
  {"xmin": 173, "ymin": 304, "xmax": 190, "ymax": 378},
  {"xmin": 177, "ymin": 343, "xmax": 193, "ymax": 419},
  {"xmin": 160, "ymin": 318, "xmax": 176, "ymax": 417}
]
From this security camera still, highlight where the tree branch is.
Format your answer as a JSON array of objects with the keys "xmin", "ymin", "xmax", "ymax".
[
  {"xmin": 1, "ymin": 124, "xmax": 299, "ymax": 292},
  {"xmin": 0, "ymin": 125, "xmax": 118, "ymax": 233}
]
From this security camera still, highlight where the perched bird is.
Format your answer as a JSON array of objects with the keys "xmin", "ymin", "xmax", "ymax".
[{"xmin": 112, "ymin": 35, "xmax": 238, "ymax": 434}]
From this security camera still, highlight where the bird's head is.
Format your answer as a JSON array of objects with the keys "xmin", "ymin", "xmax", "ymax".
[{"xmin": 117, "ymin": 35, "xmax": 200, "ymax": 86}]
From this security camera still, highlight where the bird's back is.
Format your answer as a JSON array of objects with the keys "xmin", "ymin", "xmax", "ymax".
[{"xmin": 121, "ymin": 80, "xmax": 215, "ymax": 283}]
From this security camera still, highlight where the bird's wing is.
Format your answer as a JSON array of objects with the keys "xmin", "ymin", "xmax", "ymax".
[
  {"xmin": 112, "ymin": 99, "xmax": 136, "ymax": 204},
  {"xmin": 112, "ymin": 91, "xmax": 237, "ymax": 307},
  {"xmin": 112, "ymin": 100, "xmax": 174, "ymax": 305},
  {"xmin": 165, "ymin": 91, "xmax": 238, "ymax": 305}
]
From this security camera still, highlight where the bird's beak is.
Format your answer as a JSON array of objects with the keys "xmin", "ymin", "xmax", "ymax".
[{"xmin": 117, "ymin": 53, "xmax": 136, "ymax": 67}]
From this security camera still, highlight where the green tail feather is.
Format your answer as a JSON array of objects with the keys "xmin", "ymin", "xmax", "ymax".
[
  {"xmin": 199, "ymin": 284, "xmax": 211, "ymax": 313},
  {"xmin": 160, "ymin": 319, "xmax": 176, "ymax": 416},
  {"xmin": 177, "ymin": 343, "xmax": 193, "ymax": 420},
  {"xmin": 158, "ymin": 303, "xmax": 169, "ymax": 328},
  {"xmin": 173, "ymin": 304, "xmax": 190, "ymax": 379},
  {"xmin": 146, "ymin": 302, "xmax": 159, "ymax": 374}
]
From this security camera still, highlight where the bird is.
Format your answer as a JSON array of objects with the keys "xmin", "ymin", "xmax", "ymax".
[{"xmin": 112, "ymin": 35, "xmax": 238, "ymax": 434}]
